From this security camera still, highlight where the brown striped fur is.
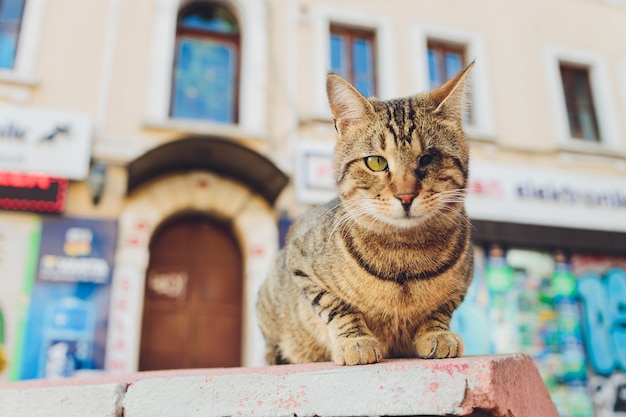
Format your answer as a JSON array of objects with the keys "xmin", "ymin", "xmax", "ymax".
[{"xmin": 257, "ymin": 63, "xmax": 475, "ymax": 365}]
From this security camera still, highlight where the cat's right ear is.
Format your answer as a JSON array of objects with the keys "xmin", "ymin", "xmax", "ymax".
[
  {"xmin": 326, "ymin": 73, "xmax": 374, "ymax": 134},
  {"xmin": 429, "ymin": 61, "xmax": 474, "ymax": 124}
]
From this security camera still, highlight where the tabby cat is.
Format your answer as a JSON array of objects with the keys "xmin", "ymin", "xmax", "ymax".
[{"xmin": 257, "ymin": 62, "xmax": 475, "ymax": 366}]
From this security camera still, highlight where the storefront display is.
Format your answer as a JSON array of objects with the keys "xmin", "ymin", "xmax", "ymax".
[{"xmin": 453, "ymin": 246, "xmax": 626, "ymax": 417}]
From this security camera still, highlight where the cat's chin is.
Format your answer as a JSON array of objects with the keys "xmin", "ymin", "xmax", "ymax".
[{"xmin": 379, "ymin": 215, "xmax": 428, "ymax": 230}]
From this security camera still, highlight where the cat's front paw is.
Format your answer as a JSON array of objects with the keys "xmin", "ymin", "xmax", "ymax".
[
  {"xmin": 414, "ymin": 330, "xmax": 464, "ymax": 359},
  {"xmin": 332, "ymin": 336, "xmax": 382, "ymax": 366}
]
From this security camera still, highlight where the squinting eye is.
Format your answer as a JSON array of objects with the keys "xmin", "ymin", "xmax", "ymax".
[
  {"xmin": 365, "ymin": 156, "xmax": 388, "ymax": 172},
  {"xmin": 419, "ymin": 154, "xmax": 433, "ymax": 167}
]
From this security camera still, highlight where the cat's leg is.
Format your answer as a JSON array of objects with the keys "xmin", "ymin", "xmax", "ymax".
[
  {"xmin": 297, "ymin": 276, "xmax": 384, "ymax": 365},
  {"xmin": 330, "ymin": 310, "xmax": 382, "ymax": 366},
  {"xmin": 264, "ymin": 341, "xmax": 291, "ymax": 365},
  {"xmin": 413, "ymin": 305, "xmax": 464, "ymax": 359}
]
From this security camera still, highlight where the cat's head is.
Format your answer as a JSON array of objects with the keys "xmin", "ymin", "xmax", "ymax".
[{"xmin": 326, "ymin": 62, "xmax": 473, "ymax": 231}]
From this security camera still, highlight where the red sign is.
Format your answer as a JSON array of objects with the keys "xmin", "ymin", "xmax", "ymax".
[{"xmin": 0, "ymin": 171, "xmax": 68, "ymax": 213}]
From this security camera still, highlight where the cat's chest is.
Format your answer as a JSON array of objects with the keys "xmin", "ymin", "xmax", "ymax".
[
  {"xmin": 336, "ymin": 228, "xmax": 451, "ymax": 284},
  {"xmin": 333, "ymin": 260, "xmax": 444, "ymax": 318}
]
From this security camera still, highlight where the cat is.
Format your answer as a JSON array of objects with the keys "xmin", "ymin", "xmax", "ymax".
[{"xmin": 257, "ymin": 62, "xmax": 475, "ymax": 366}]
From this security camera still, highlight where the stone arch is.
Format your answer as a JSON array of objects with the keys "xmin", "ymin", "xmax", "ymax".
[{"xmin": 105, "ymin": 171, "xmax": 277, "ymax": 372}]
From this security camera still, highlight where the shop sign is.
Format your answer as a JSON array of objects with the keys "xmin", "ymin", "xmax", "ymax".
[
  {"xmin": 467, "ymin": 161, "xmax": 626, "ymax": 232},
  {"xmin": 0, "ymin": 171, "xmax": 68, "ymax": 213},
  {"xmin": 18, "ymin": 217, "xmax": 117, "ymax": 380},
  {"xmin": 0, "ymin": 106, "xmax": 92, "ymax": 180}
]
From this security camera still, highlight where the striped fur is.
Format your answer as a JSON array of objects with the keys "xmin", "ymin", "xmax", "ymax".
[{"xmin": 257, "ymin": 63, "xmax": 475, "ymax": 365}]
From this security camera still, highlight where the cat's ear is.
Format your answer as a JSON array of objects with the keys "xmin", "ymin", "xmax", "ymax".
[
  {"xmin": 429, "ymin": 60, "xmax": 475, "ymax": 123},
  {"xmin": 327, "ymin": 73, "xmax": 374, "ymax": 133}
]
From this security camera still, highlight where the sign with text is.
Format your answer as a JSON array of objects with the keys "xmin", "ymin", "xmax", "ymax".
[
  {"xmin": 467, "ymin": 161, "xmax": 626, "ymax": 232},
  {"xmin": 0, "ymin": 171, "xmax": 68, "ymax": 213},
  {"xmin": 0, "ymin": 106, "xmax": 92, "ymax": 180},
  {"xmin": 19, "ymin": 217, "xmax": 117, "ymax": 379}
]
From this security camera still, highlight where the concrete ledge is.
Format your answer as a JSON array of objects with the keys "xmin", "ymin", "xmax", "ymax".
[
  {"xmin": 0, "ymin": 383, "xmax": 125, "ymax": 417},
  {"xmin": 0, "ymin": 353, "xmax": 558, "ymax": 417}
]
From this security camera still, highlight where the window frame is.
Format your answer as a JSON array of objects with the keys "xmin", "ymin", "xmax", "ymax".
[
  {"xmin": 309, "ymin": 4, "xmax": 396, "ymax": 121},
  {"xmin": 620, "ymin": 58, "xmax": 626, "ymax": 129},
  {"xmin": 544, "ymin": 45, "xmax": 621, "ymax": 152},
  {"xmin": 0, "ymin": 0, "xmax": 27, "ymax": 70},
  {"xmin": 0, "ymin": 0, "xmax": 45, "ymax": 86},
  {"xmin": 412, "ymin": 23, "xmax": 495, "ymax": 141},
  {"xmin": 426, "ymin": 40, "xmax": 466, "ymax": 90},
  {"xmin": 144, "ymin": 0, "xmax": 268, "ymax": 138},
  {"xmin": 170, "ymin": 3, "xmax": 241, "ymax": 124},
  {"xmin": 558, "ymin": 63, "xmax": 600, "ymax": 142},
  {"xmin": 329, "ymin": 24, "xmax": 377, "ymax": 97}
]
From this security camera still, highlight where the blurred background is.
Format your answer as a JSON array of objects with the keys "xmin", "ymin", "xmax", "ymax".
[{"xmin": 0, "ymin": 0, "xmax": 625, "ymax": 415}]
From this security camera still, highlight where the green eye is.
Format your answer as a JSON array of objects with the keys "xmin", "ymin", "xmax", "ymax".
[{"xmin": 365, "ymin": 156, "xmax": 388, "ymax": 172}]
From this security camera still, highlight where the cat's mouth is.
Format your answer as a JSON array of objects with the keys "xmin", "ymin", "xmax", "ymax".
[
  {"xmin": 395, "ymin": 202, "xmax": 423, "ymax": 220},
  {"xmin": 384, "ymin": 211, "xmax": 428, "ymax": 228}
]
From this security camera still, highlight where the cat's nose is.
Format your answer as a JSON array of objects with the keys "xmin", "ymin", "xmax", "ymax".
[{"xmin": 395, "ymin": 193, "xmax": 416, "ymax": 207}]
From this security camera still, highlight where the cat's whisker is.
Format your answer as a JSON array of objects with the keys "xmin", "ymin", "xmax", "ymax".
[{"xmin": 327, "ymin": 201, "xmax": 379, "ymax": 243}]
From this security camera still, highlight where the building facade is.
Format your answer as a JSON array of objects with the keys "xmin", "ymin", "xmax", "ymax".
[{"xmin": 0, "ymin": 0, "xmax": 625, "ymax": 415}]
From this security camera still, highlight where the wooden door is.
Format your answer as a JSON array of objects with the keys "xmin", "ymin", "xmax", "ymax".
[{"xmin": 139, "ymin": 214, "xmax": 242, "ymax": 370}]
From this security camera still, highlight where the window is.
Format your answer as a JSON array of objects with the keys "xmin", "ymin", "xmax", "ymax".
[
  {"xmin": 427, "ymin": 40, "xmax": 472, "ymax": 123},
  {"xmin": 330, "ymin": 25, "xmax": 376, "ymax": 97},
  {"xmin": 559, "ymin": 64, "xmax": 600, "ymax": 142},
  {"xmin": 145, "ymin": 0, "xmax": 267, "ymax": 135},
  {"xmin": 0, "ymin": 0, "xmax": 26, "ymax": 69},
  {"xmin": 427, "ymin": 41, "xmax": 465, "ymax": 90},
  {"xmin": 412, "ymin": 25, "xmax": 494, "ymax": 139},
  {"xmin": 544, "ymin": 46, "xmax": 619, "ymax": 149},
  {"xmin": 171, "ymin": 2, "xmax": 239, "ymax": 124},
  {"xmin": 310, "ymin": 6, "xmax": 395, "ymax": 119}
]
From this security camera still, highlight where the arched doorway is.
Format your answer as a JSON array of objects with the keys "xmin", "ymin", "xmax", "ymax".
[
  {"xmin": 139, "ymin": 213, "xmax": 242, "ymax": 370},
  {"xmin": 106, "ymin": 164, "xmax": 285, "ymax": 372}
]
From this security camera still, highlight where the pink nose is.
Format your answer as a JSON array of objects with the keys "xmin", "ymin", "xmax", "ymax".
[{"xmin": 395, "ymin": 193, "xmax": 416, "ymax": 206}]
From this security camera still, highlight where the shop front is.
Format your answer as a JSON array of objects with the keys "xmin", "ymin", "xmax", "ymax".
[{"xmin": 455, "ymin": 161, "xmax": 626, "ymax": 417}]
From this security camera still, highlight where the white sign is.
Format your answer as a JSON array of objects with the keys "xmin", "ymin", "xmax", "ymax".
[
  {"xmin": 295, "ymin": 141, "xmax": 336, "ymax": 204},
  {"xmin": 0, "ymin": 105, "xmax": 92, "ymax": 179},
  {"xmin": 467, "ymin": 161, "xmax": 626, "ymax": 232}
]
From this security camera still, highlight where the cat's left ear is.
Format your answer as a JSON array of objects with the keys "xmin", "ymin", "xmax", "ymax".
[
  {"xmin": 327, "ymin": 73, "xmax": 374, "ymax": 134},
  {"xmin": 429, "ymin": 60, "xmax": 475, "ymax": 124}
]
